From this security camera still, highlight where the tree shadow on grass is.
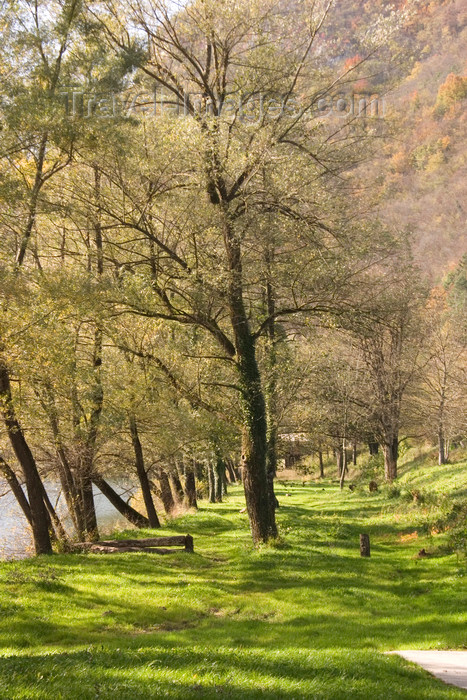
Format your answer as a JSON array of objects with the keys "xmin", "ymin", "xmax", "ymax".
[
  {"xmin": 1, "ymin": 482, "xmax": 466, "ymax": 696},
  {"xmin": 0, "ymin": 643, "xmax": 465, "ymax": 700},
  {"xmin": 2, "ymin": 540, "xmax": 463, "ymax": 655}
]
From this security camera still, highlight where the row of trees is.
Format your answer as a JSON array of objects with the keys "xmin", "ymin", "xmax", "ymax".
[
  {"xmin": 287, "ymin": 257, "xmax": 466, "ymax": 483},
  {"xmin": 0, "ymin": 0, "xmax": 465, "ymax": 553}
]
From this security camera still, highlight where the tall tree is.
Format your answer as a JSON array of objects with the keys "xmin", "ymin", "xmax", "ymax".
[{"xmin": 88, "ymin": 0, "xmax": 392, "ymax": 542}]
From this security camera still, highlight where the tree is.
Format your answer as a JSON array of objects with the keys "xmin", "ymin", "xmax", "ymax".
[
  {"xmin": 85, "ymin": 0, "xmax": 394, "ymax": 542},
  {"xmin": 0, "ymin": 0, "xmax": 85, "ymax": 554},
  {"xmin": 347, "ymin": 263, "xmax": 427, "ymax": 481},
  {"xmin": 419, "ymin": 270, "xmax": 467, "ymax": 463}
]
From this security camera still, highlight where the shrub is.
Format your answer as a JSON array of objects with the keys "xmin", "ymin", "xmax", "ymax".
[
  {"xmin": 426, "ymin": 500, "xmax": 467, "ymax": 559},
  {"xmin": 449, "ymin": 522, "xmax": 467, "ymax": 559}
]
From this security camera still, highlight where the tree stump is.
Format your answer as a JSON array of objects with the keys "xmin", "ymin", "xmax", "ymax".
[{"xmin": 360, "ymin": 533, "xmax": 371, "ymax": 557}]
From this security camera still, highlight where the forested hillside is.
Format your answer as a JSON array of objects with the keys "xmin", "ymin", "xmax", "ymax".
[{"xmin": 327, "ymin": 0, "xmax": 467, "ymax": 273}]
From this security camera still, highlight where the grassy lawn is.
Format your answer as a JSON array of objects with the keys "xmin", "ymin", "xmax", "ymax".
[{"xmin": 1, "ymin": 458, "xmax": 466, "ymax": 699}]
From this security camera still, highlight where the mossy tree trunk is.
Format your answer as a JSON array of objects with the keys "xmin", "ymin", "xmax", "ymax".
[{"xmin": 224, "ymin": 214, "xmax": 275, "ymax": 543}]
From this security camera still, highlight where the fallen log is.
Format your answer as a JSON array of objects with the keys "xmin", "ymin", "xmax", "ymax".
[
  {"xmin": 71, "ymin": 534, "xmax": 194, "ymax": 554},
  {"xmin": 72, "ymin": 545, "xmax": 184, "ymax": 555},
  {"xmin": 95, "ymin": 536, "xmax": 189, "ymax": 548}
]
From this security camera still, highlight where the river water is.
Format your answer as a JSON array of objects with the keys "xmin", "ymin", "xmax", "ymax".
[{"xmin": 0, "ymin": 481, "xmax": 138, "ymax": 560}]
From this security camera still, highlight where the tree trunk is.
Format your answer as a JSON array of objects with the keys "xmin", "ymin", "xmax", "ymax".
[
  {"xmin": 215, "ymin": 457, "xmax": 224, "ymax": 502},
  {"xmin": 437, "ymin": 372, "xmax": 448, "ymax": 465},
  {"xmin": 15, "ymin": 133, "xmax": 47, "ymax": 267},
  {"xmin": 352, "ymin": 441, "xmax": 357, "ymax": 466},
  {"xmin": 241, "ymin": 421, "xmax": 272, "ymax": 543},
  {"xmin": 129, "ymin": 415, "xmax": 160, "ymax": 527},
  {"xmin": 207, "ymin": 461, "xmax": 216, "ymax": 503},
  {"xmin": 0, "ymin": 456, "xmax": 32, "ymax": 526},
  {"xmin": 92, "ymin": 475, "xmax": 150, "ymax": 528},
  {"xmin": 0, "ymin": 363, "xmax": 52, "ymax": 555},
  {"xmin": 77, "ymin": 455, "xmax": 99, "ymax": 541},
  {"xmin": 219, "ymin": 209, "xmax": 274, "ymax": 543},
  {"xmin": 40, "ymin": 483, "xmax": 69, "ymax": 543},
  {"xmin": 170, "ymin": 467, "xmax": 185, "ymax": 503},
  {"xmin": 56, "ymin": 449, "xmax": 84, "ymax": 538},
  {"xmin": 318, "ymin": 450, "xmax": 324, "ymax": 478},
  {"xmin": 360, "ymin": 533, "xmax": 371, "ymax": 557},
  {"xmin": 225, "ymin": 458, "xmax": 238, "ymax": 483},
  {"xmin": 336, "ymin": 447, "xmax": 343, "ymax": 477},
  {"xmin": 339, "ymin": 443, "xmax": 347, "ymax": 490},
  {"xmin": 158, "ymin": 468, "xmax": 175, "ymax": 514},
  {"xmin": 183, "ymin": 461, "xmax": 198, "ymax": 509},
  {"xmin": 438, "ymin": 427, "xmax": 447, "ymax": 465},
  {"xmin": 382, "ymin": 435, "xmax": 398, "ymax": 481},
  {"xmin": 75, "ymin": 168, "xmax": 105, "ymax": 541},
  {"xmin": 37, "ymin": 382, "xmax": 85, "ymax": 538}
]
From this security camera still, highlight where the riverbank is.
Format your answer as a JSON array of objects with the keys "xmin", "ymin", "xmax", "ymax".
[
  {"xmin": 0, "ymin": 452, "xmax": 466, "ymax": 699},
  {"xmin": 0, "ymin": 482, "xmax": 136, "ymax": 560}
]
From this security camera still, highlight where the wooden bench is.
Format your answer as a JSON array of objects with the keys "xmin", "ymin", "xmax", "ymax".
[{"xmin": 72, "ymin": 535, "xmax": 194, "ymax": 555}]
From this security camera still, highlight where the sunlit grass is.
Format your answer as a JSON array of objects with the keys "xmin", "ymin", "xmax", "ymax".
[{"xmin": 0, "ymin": 456, "xmax": 466, "ymax": 698}]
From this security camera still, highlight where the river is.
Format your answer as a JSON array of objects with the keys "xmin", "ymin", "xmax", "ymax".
[{"xmin": 0, "ymin": 481, "xmax": 138, "ymax": 560}]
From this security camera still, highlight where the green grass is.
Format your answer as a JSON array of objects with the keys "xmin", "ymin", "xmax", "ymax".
[
  {"xmin": 398, "ymin": 446, "xmax": 467, "ymax": 496},
  {"xmin": 1, "ymin": 456, "xmax": 467, "ymax": 699}
]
